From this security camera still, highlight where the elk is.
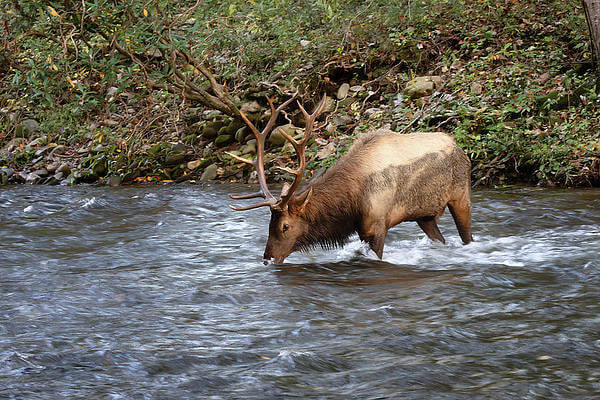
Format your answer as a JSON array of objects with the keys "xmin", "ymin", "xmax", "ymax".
[{"xmin": 228, "ymin": 94, "xmax": 473, "ymax": 264}]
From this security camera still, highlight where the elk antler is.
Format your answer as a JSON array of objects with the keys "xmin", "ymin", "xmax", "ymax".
[
  {"xmin": 228, "ymin": 94, "xmax": 327, "ymax": 211},
  {"xmin": 227, "ymin": 94, "xmax": 297, "ymax": 211},
  {"xmin": 275, "ymin": 94, "xmax": 327, "ymax": 208}
]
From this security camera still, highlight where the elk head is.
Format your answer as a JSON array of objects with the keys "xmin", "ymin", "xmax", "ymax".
[{"xmin": 227, "ymin": 94, "xmax": 327, "ymax": 264}]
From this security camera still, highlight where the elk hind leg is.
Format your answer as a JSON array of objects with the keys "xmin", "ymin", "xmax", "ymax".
[
  {"xmin": 416, "ymin": 217, "xmax": 446, "ymax": 244},
  {"xmin": 448, "ymin": 198, "xmax": 473, "ymax": 244}
]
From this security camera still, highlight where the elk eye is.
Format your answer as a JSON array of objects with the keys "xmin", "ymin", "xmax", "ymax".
[{"xmin": 282, "ymin": 223, "xmax": 289, "ymax": 232}]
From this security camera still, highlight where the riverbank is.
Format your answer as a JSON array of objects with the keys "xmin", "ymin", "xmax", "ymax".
[{"xmin": 1, "ymin": 0, "xmax": 599, "ymax": 187}]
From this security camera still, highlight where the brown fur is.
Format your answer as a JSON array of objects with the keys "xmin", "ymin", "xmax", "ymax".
[{"xmin": 263, "ymin": 130, "xmax": 473, "ymax": 263}]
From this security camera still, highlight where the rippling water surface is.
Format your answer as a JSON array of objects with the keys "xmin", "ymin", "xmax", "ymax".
[{"xmin": 1, "ymin": 185, "xmax": 599, "ymax": 399}]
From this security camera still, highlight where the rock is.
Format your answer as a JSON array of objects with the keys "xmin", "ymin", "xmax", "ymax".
[
  {"xmin": 470, "ymin": 82, "xmax": 483, "ymax": 95},
  {"xmin": 26, "ymin": 173, "xmax": 42, "ymax": 184},
  {"xmin": 49, "ymin": 145, "xmax": 66, "ymax": 156},
  {"xmin": 202, "ymin": 110, "xmax": 223, "ymax": 120},
  {"xmin": 235, "ymin": 126, "xmax": 249, "ymax": 143},
  {"xmin": 364, "ymin": 108, "xmax": 383, "ymax": 118},
  {"xmin": 240, "ymin": 101, "xmax": 262, "ymax": 114},
  {"xmin": 164, "ymin": 151, "xmax": 186, "ymax": 166},
  {"xmin": 1, "ymin": 167, "xmax": 15, "ymax": 179},
  {"xmin": 53, "ymin": 171, "xmax": 65, "ymax": 181},
  {"xmin": 33, "ymin": 168, "xmax": 49, "ymax": 178},
  {"xmin": 21, "ymin": 119, "xmax": 40, "ymax": 136},
  {"xmin": 92, "ymin": 159, "xmax": 108, "ymax": 177},
  {"xmin": 200, "ymin": 163, "xmax": 218, "ymax": 181},
  {"xmin": 330, "ymin": 115, "xmax": 354, "ymax": 127},
  {"xmin": 240, "ymin": 140, "xmax": 257, "ymax": 155},
  {"xmin": 14, "ymin": 171, "xmax": 28, "ymax": 183},
  {"xmin": 317, "ymin": 142, "xmax": 336, "ymax": 160},
  {"xmin": 27, "ymin": 136, "xmax": 48, "ymax": 149},
  {"xmin": 539, "ymin": 72, "xmax": 551, "ymax": 84},
  {"xmin": 1, "ymin": 173, "xmax": 8, "ymax": 185},
  {"xmin": 404, "ymin": 80, "xmax": 434, "ymax": 99},
  {"xmin": 269, "ymin": 125, "xmax": 297, "ymax": 147},
  {"xmin": 34, "ymin": 145, "xmax": 54, "ymax": 157},
  {"xmin": 56, "ymin": 163, "xmax": 70, "ymax": 175},
  {"xmin": 403, "ymin": 76, "xmax": 443, "ymax": 99},
  {"xmin": 350, "ymin": 85, "xmax": 366, "ymax": 93},
  {"xmin": 46, "ymin": 162, "xmax": 59, "ymax": 173},
  {"xmin": 187, "ymin": 159, "xmax": 203, "ymax": 170},
  {"xmin": 91, "ymin": 144, "xmax": 106, "ymax": 154},
  {"xmin": 77, "ymin": 147, "xmax": 89, "ymax": 155},
  {"xmin": 202, "ymin": 121, "xmax": 225, "ymax": 138},
  {"xmin": 2, "ymin": 137, "xmax": 26, "ymax": 153},
  {"xmin": 215, "ymin": 134, "xmax": 234, "ymax": 147},
  {"xmin": 337, "ymin": 83, "xmax": 350, "ymax": 100},
  {"xmin": 108, "ymin": 176, "xmax": 121, "ymax": 187}
]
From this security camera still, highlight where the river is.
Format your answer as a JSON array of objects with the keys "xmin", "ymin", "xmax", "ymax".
[{"xmin": 1, "ymin": 185, "xmax": 599, "ymax": 399}]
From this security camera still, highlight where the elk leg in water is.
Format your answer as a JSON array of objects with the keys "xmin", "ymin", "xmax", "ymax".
[
  {"xmin": 359, "ymin": 221, "xmax": 387, "ymax": 259},
  {"xmin": 416, "ymin": 217, "xmax": 446, "ymax": 244},
  {"xmin": 448, "ymin": 198, "xmax": 473, "ymax": 244}
]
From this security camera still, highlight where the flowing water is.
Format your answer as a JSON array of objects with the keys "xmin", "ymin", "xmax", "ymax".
[{"xmin": 0, "ymin": 184, "xmax": 599, "ymax": 399}]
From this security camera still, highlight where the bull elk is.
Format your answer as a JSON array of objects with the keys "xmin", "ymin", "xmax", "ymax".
[{"xmin": 228, "ymin": 94, "xmax": 473, "ymax": 264}]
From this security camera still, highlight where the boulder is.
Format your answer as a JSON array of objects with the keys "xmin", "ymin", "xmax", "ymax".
[
  {"xmin": 215, "ymin": 134, "xmax": 234, "ymax": 147},
  {"xmin": 21, "ymin": 119, "xmax": 40, "ymax": 136},
  {"xmin": 403, "ymin": 76, "xmax": 443, "ymax": 99},
  {"xmin": 200, "ymin": 163, "xmax": 218, "ymax": 181},
  {"xmin": 337, "ymin": 83, "xmax": 350, "ymax": 100},
  {"xmin": 201, "ymin": 121, "xmax": 224, "ymax": 138},
  {"xmin": 240, "ymin": 101, "xmax": 262, "ymax": 114}
]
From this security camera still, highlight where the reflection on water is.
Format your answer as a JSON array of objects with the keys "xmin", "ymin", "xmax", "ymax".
[{"xmin": 0, "ymin": 185, "xmax": 599, "ymax": 399}]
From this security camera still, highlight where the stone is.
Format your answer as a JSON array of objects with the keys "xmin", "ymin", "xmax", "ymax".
[
  {"xmin": 539, "ymin": 72, "xmax": 551, "ymax": 84},
  {"xmin": 215, "ymin": 134, "xmax": 234, "ymax": 147},
  {"xmin": 269, "ymin": 124, "xmax": 297, "ymax": 147},
  {"xmin": 46, "ymin": 162, "xmax": 59, "ymax": 173},
  {"xmin": 202, "ymin": 121, "xmax": 224, "ymax": 138},
  {"xmin": 77, "ymin": 147, "xmax": 89, "ymax": 155},
  {"xmin": 470, "ymin": 82, "xmax": 483, "ymax": 95},
  {"xmin": 91, "ymin": 144, "xmax": 106, "ymax": 153},
  {"xmin": 1, "ymin": 173, "xmax": 8, "ymax": 185},
  {"xmin": 350, "ymin": 85, "xmax": 366, "ymax": 93},
  {"xmin": 1, "ymin": 167, "xmax": 15, "ymax": 179},
  {"xmin": 108, "ymin": 176, "xmax": 121, "ymax": 187},
  {"xmin": 92, "ymin": 160, "xmax": 108, "ymax": 177},
  {"xmin": 33, "ymin": 168, "xmax": 49, "ymax": 178},
  {"xmin": 364, "ymin": 108, "xmax": 383, "ymax": 118},
  {"xmin": 200, "ymin": 163, "xmax": 218, "ymax": 181},
  {"xmin": 337, "ymin": 83, "xmax": 350, "ymax": 100},
  {"xmin": 235, "ymin": 126, "xmax": 249, "ymax": 143},
  {"xmin": 56, "ymin": 163, "xmax": 71, "ymax": 175},
  {"xmin": 187, "ymin": 159, "xmax": 203, "ymax": 170},
  {"xmin": 403, "ymin": 76, "xmax": 443, "ymax": 99},
  {"xmin": 34, "ymin": 146, "xmax": 54, "ymax": 157},
  {"xmin": 317, "ymin": 142, "xmax": 337, "ymax": 160},
  {"xmin": 21, "ymin": 119, "xmax": 40, "ymax": 135},
  {"xmin": 202, "ymin": 109, "xmax": 223, "ymax": 120},
  {"xmin": 240, "ymin": 101, "xmax": 262, "ymax": 114},
  {"xmin": 331, "ymin": 115, "xmax": 354, "ymax": 127},
  {"xmin": 404, "ymin": 79, "xmax": 434, "ymax": 99},
  {"xmin": 27, "ymin": 136, "xmax": 48, "ymax": 149},
  {"xmin": 53, "ymin": 171, "xmax": 65, "ymax": 181},
  {"xmin": 240, "ymin": 140, "xmax": 257, "ymax": 155},
  {"xmin": 2, "ymin": 137, "xmax": 25, "ymax": 153},
  {"xmin": 164, "ymin": 151, "xmax": 186, "ymax": 166},
  {"xmin": 49, "ymin": 145, "xmax": 66, "ymax": 156},
  {"xmin": 26, "ymin": 173, "xmax": 42, "ymax": 184}
]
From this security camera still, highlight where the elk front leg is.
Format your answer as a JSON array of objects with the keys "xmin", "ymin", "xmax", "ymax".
[
  {"xmin": 416, "ymin": 217, "xmax": 446, "ymax": 244},
  {"xmin": 359, "ymin": 220, "xmax": 387, "ymax": 259}
]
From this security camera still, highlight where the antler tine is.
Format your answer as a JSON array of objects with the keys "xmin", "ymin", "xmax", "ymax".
[
  {"xmin": 278, "ymin": 94, "xmax": 327, "ymax": 207},
  {"xmin": 230, "ymin": 93, "xmax": 298, "ymax": 211}
]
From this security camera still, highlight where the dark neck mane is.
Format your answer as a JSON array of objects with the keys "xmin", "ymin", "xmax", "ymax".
[{"xmin": 295, "ymin": 164, "xmax": 363, "ymax": 251}]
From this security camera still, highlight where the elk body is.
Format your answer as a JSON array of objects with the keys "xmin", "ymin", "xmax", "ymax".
[{"xmin": 229, "ymin": 95, "xmax": 473, "ymax": 264}]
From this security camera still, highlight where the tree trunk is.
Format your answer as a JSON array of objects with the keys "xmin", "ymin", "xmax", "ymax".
[{"xmin": 583, "ymin": 0, "xmax": 600, "ymax": 62}]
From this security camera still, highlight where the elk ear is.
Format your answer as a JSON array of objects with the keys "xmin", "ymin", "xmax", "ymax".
[{"xmin": 294, "ymin": 187, "xmax": 313, "ymax": 213}]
